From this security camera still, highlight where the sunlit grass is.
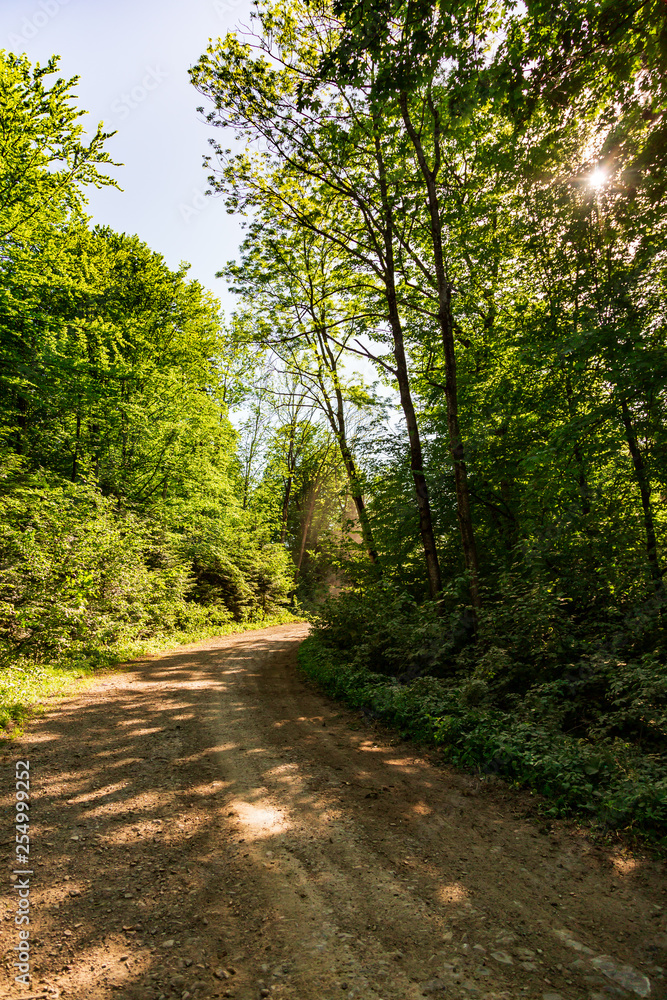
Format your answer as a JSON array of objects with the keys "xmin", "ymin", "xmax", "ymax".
[{"xmin": 0, "ymin": 658, "xmax": 97, "ymax": 730}]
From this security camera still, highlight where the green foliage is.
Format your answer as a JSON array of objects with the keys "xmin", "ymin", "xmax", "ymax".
[
  {"xmin": 184, "ymin": 525, "xmax": 294, "ymax": 619},
  {"xmin": 2, "ymin": 8, "xmax": 666, "ymax": 859},
  {"xmin": 312, "ymin": 584, "xmax": 458, "ymax": 677},
  {"xmin": 0, "ymin": 658, "xmax": 98, "ymax": 731},
  {"xmin": 0, "ymin": 51, "xmax": 117, "ymax": 240},
  {"xmin": 0, "ymin": 471, "xmax": 219, "ymax": 664}
]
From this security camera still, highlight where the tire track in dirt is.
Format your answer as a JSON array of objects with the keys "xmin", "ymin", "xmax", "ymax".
[{"xmin": 1, "ymin": 624, "xmax": 665, "ymax": 1000}]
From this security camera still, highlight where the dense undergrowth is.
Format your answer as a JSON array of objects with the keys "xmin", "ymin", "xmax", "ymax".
[
  {"xmin": 0, "ymin": 470, "xmax": 299, "ymax": 732},
  {"xmin": 299, "ymin": 585, "xmax": 667, "ymax": 845}
]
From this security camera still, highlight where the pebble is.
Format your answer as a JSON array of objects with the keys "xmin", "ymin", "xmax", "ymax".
[
  {"xmin": 161, "ymin": 939, "xmax": 175, "ymax": 948},
  {"xmin": 542, "ymin": 993, "xmax": 563, "ymax": 1000},
  {"xmin": 490, "ymin": 951, "xmax": 513, "ymax": 965},
  {"xmin": 421, "ymin": 979, "xmax": 448, "ymax": 994},
  {"xmin": 591, "ymin": 956, "xmax": 651, "ymax": 997},
  {"xmin": 553, "ymin": 929, "xmax": 594, "ymax": 956}
]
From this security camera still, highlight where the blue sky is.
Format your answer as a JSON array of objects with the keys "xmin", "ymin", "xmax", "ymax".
[{"xmin": 1, "ymin": 0, "xmax": 254, "ymax": 311}]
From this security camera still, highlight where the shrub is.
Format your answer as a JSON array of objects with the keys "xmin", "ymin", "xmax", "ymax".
[{"xmin": 0, "ymin": 477, "xmax": 189, "ymax": 661}]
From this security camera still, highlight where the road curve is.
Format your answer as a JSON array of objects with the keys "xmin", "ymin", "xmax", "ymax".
[{"xmin": 0, "ymin": 623, "xmax": 664, "ymax": 1000}]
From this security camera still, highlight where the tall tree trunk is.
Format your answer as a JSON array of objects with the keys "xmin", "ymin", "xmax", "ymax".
[
  {"xmin": 620, "ymin": 397, "xmax": 664, "ymax": 597},
  {"xmin": 243, "ymin": 435, "xmax": 257, "ymax": 510},
  {"xmin": 316, "ymin": 345, "xmax": 380, "ymax": 567},
  {"xmin": 372, "ymin": 119, "xmax": 442, "ymax": 598},
  {"xmin": 280, "ymin": 475, "xmax": 293, "ymax": 544},
  {"xmin": 399, "ymin": 92, "xmax": 480, "ymax": 613},
  {"xmin": 339, "ymin": 438, "xmax": 379, "ymax": 566},
  {"xmin": 389, "ymin": 297, "xmax": 443, "ymax": 599},
  {"xmin": 280, "ymin": 418, "xmax": 299, "ymax": 544},
  {"xmin": 294, "ymin": 485, "xmax": 319, "ymax": 588}
]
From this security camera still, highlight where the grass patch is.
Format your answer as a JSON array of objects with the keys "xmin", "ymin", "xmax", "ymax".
[{"xmin": 0, "ymin": 609, "xmax": 302, "ymax": 735}]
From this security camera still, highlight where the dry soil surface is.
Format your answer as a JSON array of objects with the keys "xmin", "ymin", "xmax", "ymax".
[{"xmin": 1, "ymin": 623, "xmax": 666, "ymax": 1000}]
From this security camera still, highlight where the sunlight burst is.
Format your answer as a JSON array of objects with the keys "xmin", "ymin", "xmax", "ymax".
[{"xmin": 589, "ymin": 167, "xmax": 607, "ymax": 188}]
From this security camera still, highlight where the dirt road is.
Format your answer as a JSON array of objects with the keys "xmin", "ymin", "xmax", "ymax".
[{"xmin": 1, "ymin": 624, "xmax": 665, "ymax": 1000}]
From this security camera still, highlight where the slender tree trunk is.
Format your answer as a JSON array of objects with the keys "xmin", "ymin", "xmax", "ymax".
[
  {"xmin": 243, "ymin": 437, "xmax": 256, "ymax": 510},
  {"xmin": 323, "ymin": 361, "xmax": 379, "ymax": 566},
  {"xmin": 372, "ymin": 118, "xmax": 442, "ymax": 598},
  {"xmin": 620, "ymin": 397, "xmax": 664, "ymax": 597},
  {"xmin": 280, "ymin": 475, "xmax": 293, "ymax": 544},
  {"xmin": 294, "ymin": 486, "xmax": 318, "ymax": 584},
  {"xmin": 242, "ymin": 465, "xmax": 251, "ymax": 510},
  {"xmin": 388, "ymin": 296, "xmax": 442, "ymax": 598},
  {"xmin": 314, "ymin": 336, "xmax": 380, "ymax": 566},
  {"xmin": 339, "ymin": 439, "xmax": 379, "ymax": 566},
  {"xmin": 399, "ymin": 92, "xmax": 480, "ymax": 613},
  {"xmin": 242, "ymin": 405, "xmax": 264, "ymax": 510},
  {"xmin": 280, "ymin": 418, "xmax": 298, "ymax": 544}
]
